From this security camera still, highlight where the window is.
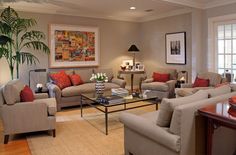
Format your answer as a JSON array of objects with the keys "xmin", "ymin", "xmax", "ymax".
[{"xmin": 216, "ymin": 22, "xmax": 236, "ymax": 82}]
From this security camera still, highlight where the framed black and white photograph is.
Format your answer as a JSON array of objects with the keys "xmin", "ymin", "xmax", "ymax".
[{"xmin": 165, "ymin": 32, "xmax": 186, "ymax": 65}]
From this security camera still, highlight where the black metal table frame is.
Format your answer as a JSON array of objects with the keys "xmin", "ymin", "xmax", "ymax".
[{"xmin": 80, "ymin": 95, "xmax": 159, "ymax": 135}]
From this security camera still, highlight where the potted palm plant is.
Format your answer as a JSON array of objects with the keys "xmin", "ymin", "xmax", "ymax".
[{"xmin": 0, "ymin": 6, "xmax": 50, "ymax": 79}]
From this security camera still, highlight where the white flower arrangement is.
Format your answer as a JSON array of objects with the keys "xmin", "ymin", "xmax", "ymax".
[
  {"xmin": 90, "ymin": 73, "xmax": 108, "ymax": 82},
  {"xmin": 36, "ymin": 83, "xmax": 43, "ymax": 88}
]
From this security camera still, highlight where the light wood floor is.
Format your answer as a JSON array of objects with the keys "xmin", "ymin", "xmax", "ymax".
[{"xmin": 0, "ymin": 103, "xmax": 157, "ymax": 155}]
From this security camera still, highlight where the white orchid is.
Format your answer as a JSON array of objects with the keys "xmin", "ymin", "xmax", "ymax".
[{"xmin": 90, "ymin": 72, "xmax": 108, "ymax": 82}]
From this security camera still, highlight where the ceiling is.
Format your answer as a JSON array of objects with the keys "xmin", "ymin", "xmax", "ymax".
[{"xmin": 0, "ymin": 0, "xmax": 235, "ymax": 22}]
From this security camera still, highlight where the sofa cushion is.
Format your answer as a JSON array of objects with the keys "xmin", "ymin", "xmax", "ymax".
[
  {"xmin": 3, "ymin": 79, "xmax": 25, "ymax": 105},
  {"xmin": 175, "ymin": 87, "xmax": 213, "ymax": 97},
  {"xmin": 198, "ymin": 72, "xmax": 222, "ymax": 87},
  {"xmin": 202, "ymin": 85, "xmax": 231, "ymax": 98},
  {"xmin": 69, "ymin": 74, "xmax": 83, "ymax": 86},
  {"xmin": 20, "ymin": 85, "xmax": 35, "ymax": 102},
  {"xmin": 61, "ymin": 82, "xmax": 120, "ymax": 97},
  {"xmin": 152, "ymin": 72, "xmax": 170, "ymax": 82},
  {"xmin": 49, "ymin": 70, "xmax": 71, "ymax": 89},
  {"xmin": 74, "ymin": 69, "xmax": 93, "ymax": 83},
  {"xmin": 34, "ymin": 98, "xmax": 57, "ymax": 116},
  {"xmin": 142, "ymin": 82, "xmax": 169, "ymax": 92},
  {"xmin": 94, "ymin": 68, "xmax": 114, "ymax": 82},
  {"xmin": 156, "ymin": 90, "xmax": 208, "ymax": 127}
]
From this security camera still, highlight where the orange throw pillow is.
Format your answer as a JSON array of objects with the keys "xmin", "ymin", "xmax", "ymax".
[
  {"xmin": 69, "ymin": 74, "xmax": 83, "ymax": 86},
  {"xmin": 193, "ymin": 77, "xmax": 210, "ymax": 87},
  {"xmin": 20, "ymin": 85, "xmax": 35, "ymax": 102},
  {"xmin": 50, "ymin": 70, "xmax": 71, "ymax": 89},
  {"xmin": 152, "ymin": 72, "xmax": 170, "ymax": 82}
]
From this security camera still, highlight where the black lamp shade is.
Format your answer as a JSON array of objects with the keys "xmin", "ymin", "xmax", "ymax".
[{"xmin": 128, "ymin": 44, "xmax": 139, "ymax": 52}]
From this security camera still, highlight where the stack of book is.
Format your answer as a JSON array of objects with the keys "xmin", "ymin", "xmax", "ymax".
[{"xmin": 111, "ymin": 88, "xmax": 129, "ymax": 97}]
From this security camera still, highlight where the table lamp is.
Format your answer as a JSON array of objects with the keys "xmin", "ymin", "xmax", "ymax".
[{"xmin": 128, "ymin": 44, "xmax": 140, "ymax": 70}]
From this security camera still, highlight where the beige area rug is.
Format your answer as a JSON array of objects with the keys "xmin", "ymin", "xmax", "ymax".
[{"xmin": 27, "ymin": 102, "xmax": 157, "ymax": 155}]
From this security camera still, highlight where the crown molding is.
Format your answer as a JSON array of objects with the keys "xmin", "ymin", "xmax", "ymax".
[
  {"xmin": 161, "ymin": 0, "xmax": 203, "ymax": 9},
  {"xmin": 139, "ymin": 8, "xmax": 192, "ymax": 22},
  {"xmin": 204, "ymin": 0, "xmax": 236, "ymax": 9}
]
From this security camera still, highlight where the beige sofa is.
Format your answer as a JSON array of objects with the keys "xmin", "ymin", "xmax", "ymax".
[
  {"xmin": 47, "ymin": 68, "xmax": 126, "ymax": 111},
  {"xmin": 120, "ymin": 85, "xmax": 236, "ymax": 155},
  {"xmin": 0, "ymin": 80, "xmax": 57, "ymax": 144},
  {"xmin": 175, "ymin": 72, "xmax": 226, "ymax": 97},
  {"xmin": 140, "ymin": 68, "xmax": 177, "ymax": 99}
]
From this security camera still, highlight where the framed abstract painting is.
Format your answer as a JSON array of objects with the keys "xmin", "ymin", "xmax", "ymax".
[
  {"xmin": 49, "ymin": 24, "xmax": 99, "ymax": 68},
  {"xmin": 165, "ymin": 32, "xmax": 186, "ymax": 65}
]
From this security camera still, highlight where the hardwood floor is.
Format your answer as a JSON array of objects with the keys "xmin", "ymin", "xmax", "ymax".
[
  {"xmin": 0, "ymin": 139, "xmax": 31, "ymax": 155},
  {"xmin": 0, "ymin": 120, "xmax": 31, "ymax": 155}
]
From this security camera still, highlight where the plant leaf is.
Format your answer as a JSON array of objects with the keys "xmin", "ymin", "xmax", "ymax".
[
  {"xmin": 0, "ymin": 6, "xmax": 18, "ymax": 26},
  {"xmin": 0, "ymin": 35, "xmax": 12, "ymax": 45},
  {"xmin": 13, "ymin": 52, "xmax": 39, "ymax": 65},
  {"xmin": 14, "ymin": 18, "xmax": 36, "ymax": 34},
  {"xmin": 22, "ymin": 41, "xmax": 50, "ymax": 54},
  {"xmin": 21, "ymin": 30, "xmax": 45, "ymax": 42}
]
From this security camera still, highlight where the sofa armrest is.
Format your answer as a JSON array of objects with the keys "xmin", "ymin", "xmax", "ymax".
[
  {"xmin": 181, "ymin": 83, "xmax": 193, "ymax": 88},
  {"xmin": 1, "ymin": 102, "xmax": 49, "ymax": 134},
  {"xmin": 143, "ymin": 78, "xmax": 154, "ymax": 83},
  {"xmin": 46, "ymin": 82, "xmax": 61, "ymax": 102},
  {"xmin": 120, "ymin": 112, "xmax": 180, "ymax": 152},
  {"xmin": 111, "ymin": 78, "xmax": 126, "ymax": 88},
  {"xmin": 166, "ymin": 80, "xmax": 177, "ymax": 98}
]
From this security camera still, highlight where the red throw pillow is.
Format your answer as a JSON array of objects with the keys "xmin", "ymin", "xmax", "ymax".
[
  {"xmin": 20, "ymin": 85, "xmax": 35, "ymax": 102},
  {"xmin": 50, "ymin": 70, "xmax": 71, "ymax": 89},
  {"xmin": 193, "ymin": 77, "xmax": 210, "ymax": 87},
  {"xmin": 152, "ymin": 72, "xmax": 170, "ymax": 82},
  {"xmin": 69, "ymin": 74, "xmax": 83, "ymax": 86}
]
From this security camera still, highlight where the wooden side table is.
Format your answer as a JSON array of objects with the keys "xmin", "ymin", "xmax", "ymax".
[
  {"xmin": 118, "ymin": 70, "xmax": 145, "ymax": 93},
  {"xmin": 198, "ymin": 101, "xmax": 236, "ymax": 155}
]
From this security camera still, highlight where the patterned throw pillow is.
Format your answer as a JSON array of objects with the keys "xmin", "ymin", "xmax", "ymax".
[
  {"xmin": 20, "ymin": 85, "xmax": 35, "ymax": 102},
  {"xmin": 49, "ymin": 70, "xmax": 71, "ymax": 89},
  {"xmin": 69, "ymin": 74, "xmax": 83, "ymax": 86}
]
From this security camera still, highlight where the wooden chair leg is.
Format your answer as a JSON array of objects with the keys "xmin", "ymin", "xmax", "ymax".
[
  {"xmin": 52, "ymin": 129, "xmax": 56, "ymax": 137},
  {"xmin": 4, "ymin": 135, "xmax": 9, "ymax": 144}
]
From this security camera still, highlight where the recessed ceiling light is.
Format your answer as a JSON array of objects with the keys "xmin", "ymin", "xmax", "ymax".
[{"xmin": 130, "ymin": 6, "xmax": 136, "ymax": 10}]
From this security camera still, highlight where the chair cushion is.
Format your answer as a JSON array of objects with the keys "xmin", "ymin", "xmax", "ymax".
[
  {"xmin": 3, "ymin": 79, "xmax": 25, "ymax": 105},
  {"xmin": 34, "ymin": 98, "xmax": 57, "ymax": 116},
  {"xmin": 94, "ymin": 68, "xmax": 114, "ymax": 82},
  {"xmin": 49, "ymin": 70, "xmax": 71, "ymax": 89},
  {"xmin": 193, "ymin": 77, "xmax": 209, "ymax": 87},
  {"xmin": 69, "ymin": 74, "xmax": 83, "ymax": 86},
  {"xmin": 152, "ymin": 72, "xmax": 170, "ymax": 82},
  {"xmin": 142, "ymin": 82, "xmax": 169, "ymax": 92},
  {"xmin": 74, "ymin": 69, "xmax": 93, "ymax": 83},
  {"xmin": 156, "ymin": 90, "xmax": 208, "ymax": 127},
  {"xmin": 20, "ymin": 85, "xmax": 35, "ymax": 102}
]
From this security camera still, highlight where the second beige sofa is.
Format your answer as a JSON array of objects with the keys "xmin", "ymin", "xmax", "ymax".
[{"xmin": 47, "ymin": 68, "xmax": 126, "ymax": 111}]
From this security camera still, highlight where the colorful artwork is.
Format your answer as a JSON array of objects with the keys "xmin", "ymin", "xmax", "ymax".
[{"xmin": 49, "ymin": 24, "xmax": 99, "ymax": 68}]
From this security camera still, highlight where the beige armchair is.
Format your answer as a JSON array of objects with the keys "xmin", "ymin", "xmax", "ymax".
[
  {"xmin": 0, "ymin": 80, "xmax": 57, "ymax": 144},
  {"xmin": 140, "ymin": 68, "xmax": 177, "ymax": 99},
  {"xmin": 175, "ymin": 72, "xmax": 226, "ymax": 97}
]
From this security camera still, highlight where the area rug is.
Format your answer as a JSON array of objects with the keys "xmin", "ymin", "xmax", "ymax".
[{"xmin": 27, "ymin": 103, "xmax": 156, "ymax": 155}]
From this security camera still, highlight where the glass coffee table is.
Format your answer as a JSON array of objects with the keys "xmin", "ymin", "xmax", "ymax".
[{"xmin": 80, "ymin": 92, "xmax": 160, "ymax": 135}]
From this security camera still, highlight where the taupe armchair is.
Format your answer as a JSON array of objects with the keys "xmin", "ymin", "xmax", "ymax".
[
  {"xmin": 140, "ymin": 68, "xmax": 177, "ymax": 99},
  {"xmin": 0, "ymin": 80, "xmax": 57, "ymax": 144}
]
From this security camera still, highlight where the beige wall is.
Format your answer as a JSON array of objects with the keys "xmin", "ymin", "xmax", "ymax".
[
  {"xmin": 139, "ymin": 13, "xmax": 192, "ymax": 82},
  {"xmin": 0, "ymin": 12, "xmax": 141, "ymax": 86}
]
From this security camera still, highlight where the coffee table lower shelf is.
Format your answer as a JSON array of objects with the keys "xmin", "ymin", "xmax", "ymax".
[{"xmin": 80, "ymin": 95, "xmax": 160, "ymax": 135}]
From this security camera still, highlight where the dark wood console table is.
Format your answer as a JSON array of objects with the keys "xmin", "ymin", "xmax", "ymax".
[{"xmin": 198, "ymin": 101, "xmax": 236, "ymax": 155}]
